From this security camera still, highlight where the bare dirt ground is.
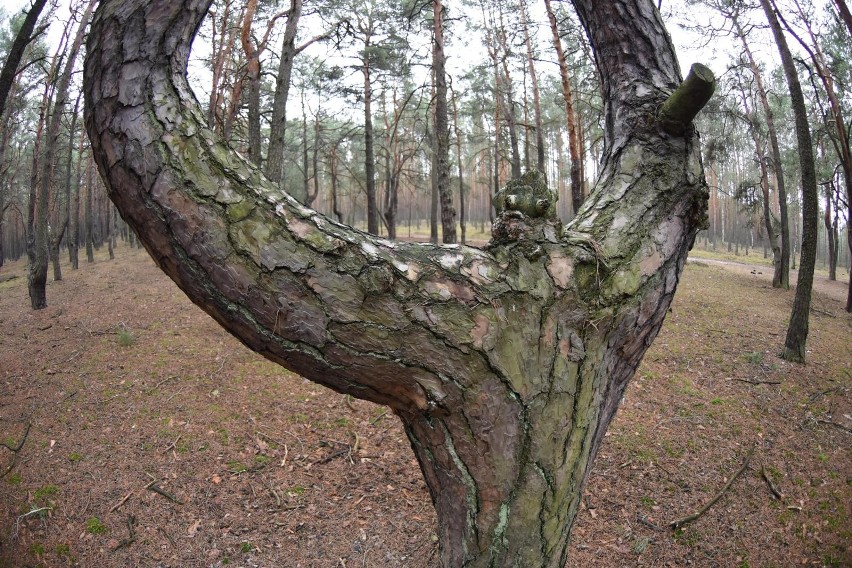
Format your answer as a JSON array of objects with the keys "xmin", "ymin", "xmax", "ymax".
[{"xmin": 0, "ymin": 244, "xmax": 849, "ymax": 568}]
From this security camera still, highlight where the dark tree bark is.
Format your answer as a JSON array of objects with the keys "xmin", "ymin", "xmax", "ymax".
[
  {"xmin": 84, "ymin": 0, "xmax": 710, "ymax": 565},
  {"xmin": 759, "ymin": 0, "xmax": 819, "ymax": 362},
  {"xmin": 0, "ymin": 0, "xmax": 48, "ymax": 118}
]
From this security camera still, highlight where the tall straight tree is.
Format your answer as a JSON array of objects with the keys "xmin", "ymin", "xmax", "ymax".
[
  {"xmin": 544, "ymin": 0, "xmax": 585, "ymax": 214},
  {"xmin": 519, "ymin": 0, "xmax": 545, "ymax": 175},
  {"xmin": 758, "ymin": 0, "xmax": 819, "ymax": 362},
  {"xmin": 238, "ymin": 0, "xmax": 287, "ymax": 166},
  {"xmin": 84, "ymin": 0, "xmax": 712, "ymax": 564},
  {"xmin": 265, "ymin": 0, "xmax": 332, "ymax": 184},
  {"xmin": 728, "ymin": 5, "xmax": 790, "ymax": 288},
  {"xmin": 28, "ymin": 0, "xmax": 94, "ymax": 309},
  {"xmin": 0, "ymin": 0, "xmax": 48, "ymax": 118},
  {"xmin": 432, "ymin": 0, "xmax": 456, "ymax": 243},
  {"xmin": 783, "ymin": 0, "xmax": 852, "ymax": 311}
]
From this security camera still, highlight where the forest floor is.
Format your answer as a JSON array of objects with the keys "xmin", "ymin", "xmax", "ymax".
[{"xmin": 0, "ymin": 244, "xmax": 849, "ymax": 568}]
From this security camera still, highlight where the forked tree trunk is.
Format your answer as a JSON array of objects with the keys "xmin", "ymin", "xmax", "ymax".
[{"xmin": 84, "ymin": 0, "xmax": 710, "ymax": 565}]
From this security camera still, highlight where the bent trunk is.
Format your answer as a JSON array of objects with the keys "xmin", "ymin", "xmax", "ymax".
[{"xmin": 84, "ymin": 0, "xmax": 708, "ymax": 565}]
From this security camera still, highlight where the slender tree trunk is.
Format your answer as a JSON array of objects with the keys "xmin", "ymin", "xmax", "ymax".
[
  {"xmin": 784, "ymin": 0, "xmax": 852, "ymax": 310},
  {"xmin": 451, "ymin": 89, "xmax": 466, "ymax": 244},
  {"xmin": 240, "ymin": 0, "xmax": 263, "ymax": 166},
  {"xmin": 433, "ymin": 0, "xmax": 456, "ymax": 243},
  {"xmin": 832, "ymin": 0, "xmax": 852, "ymax": 38},
  {"xmin": 362, "ymin": 57, "xmax": 379, "ymax": 235},
  {"xmin": 742, "ymin": 92, "xmax": 782, "ymax": 287},
  {"xmin": 0, "ymin": 0, "xmax": 48, "ymax": 117},
  {"xmin": 759, "ymin": 0, "xmax": 819, "ymax": 362},
  {"xmin": 30, "ymin": 1, "xmax": 95, "ymax": 308},
  {"xmin": 733, "ymin": 16, "xmax": 790, "ymax": 288},
  {"xmin": 266, "ymin": 0, "xmax": 302, "ymax": 183},
  {"xmin": 519, "ymin": 0, "xmax": 545, "ymax": 175},
  {"xmin": 85, "ymin": 157, "xmax": 95, "ymax": 263},
  {"xmin": 69, "ymin": 122, "xmax": 86, "ymax": 269},
  {"xmin": 824, "ymin": 182, "xmax": 837, "ymax": 281},
  {"xmin": 544, "ymin": 0, "xmax": 584, "ymax": 215},
  {"xmin": 85, "ymin": 0, "xmax": 710, "ymax": 564}
]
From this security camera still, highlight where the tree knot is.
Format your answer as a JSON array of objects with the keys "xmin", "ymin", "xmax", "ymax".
[{"xmin": 489, "ymin": 171, "xmax": 561, "ymax": 251}]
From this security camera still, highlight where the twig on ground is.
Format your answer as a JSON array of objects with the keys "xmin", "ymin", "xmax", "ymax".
[
  {"xmin": 163, "ymin": 435, "xmax": 181, "ymax": 453},
  {"xmin": 144, "ymin": 474, "xmax": 181, "ymax": 504},
  {"xmin": 731, "ymin": 378, "xmax": 781, "ymax": 385},
  {"xmin": 158, "ymin": 526, "xmax": 176, "ymax": 548},
  {"xmin": 0, "ymin": 422, "xmax": 31, "ymax": 452},
  {"xmin": 344, "ymin": 395, "xmax": 356, "ymax": 411},
  {"xmin": 668, "ymin": 443, "xmax": 756, "ymax": 529},
  {"xmin": 147, "ymin": 483, "xmax": 181, "ymax": 503},
  {"xmin": 636, "ymin": 514, "xmax": 664, "ymax": 531},
  {"xmin": 111, "ymin": 515, "xmax": 137, "ymax": 551},
  {"xmin": 109, "ymin": 491, "xmax": 134, "ymax": 513},
  {"xmin": 369, "ymin": 409, "xmax": 388, "ymax": 425},
  {"xmin": 817, "ymin": 419, "xmax": 852, "ymax": 435},
  {"xmin": 1, "ymin": 422, "xmax": 32, "ymax": 480},
  {"xmin": 761, "ymin": 466, "xmax": 784, "ymax": 500},
  {"xmin": 13, "ymin": 507, "xmax": 51, "ymax": 539},
  {"xmin": 154, "ymin": 375, "xmax": 179, "ymax": 389}
]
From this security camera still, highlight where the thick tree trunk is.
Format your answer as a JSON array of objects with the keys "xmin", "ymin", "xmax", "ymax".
[
  {"xmin": 759, "ymin": 0, "xmax": 819, "ymax": 362},
  {"xmin": 84, "ymin": 0, "xmax": 708, "ymax": 565}
]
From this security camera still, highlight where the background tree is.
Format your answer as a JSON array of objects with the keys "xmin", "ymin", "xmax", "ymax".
[
  {"xmin": 0, "ymin": 0, "xmax": 48, "ymax": 118},
  {"xmin": 759, "ymin": 0, "xmax": 819, "ymax": 362}
]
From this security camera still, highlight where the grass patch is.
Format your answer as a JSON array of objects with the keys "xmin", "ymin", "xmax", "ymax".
[
  {"xmin": 116, "ymin": 327, "xmax": 135, "ymax": 347},
  {"xmin": 85, "ymin": 517, "xmax": 108, "ymax": 535}
]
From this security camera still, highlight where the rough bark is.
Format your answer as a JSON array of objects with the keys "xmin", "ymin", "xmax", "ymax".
[
  {"xmin": 759, "ymin": 0, "xmax": 819, "ymax": 362},
  {"xmin": 84, "ymin": 0, "xmax": 708, "ymax": 565}
]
